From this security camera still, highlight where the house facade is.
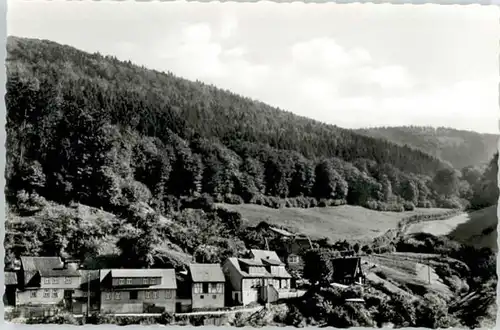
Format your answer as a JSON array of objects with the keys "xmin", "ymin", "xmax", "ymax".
[
  {"xmin": 99, "ymin": 269, "xmax": 177, "ymax": 314},
  {"xmin": 188, "ymin": 263, "xmax": 225, "ymax": 310},
  {"xmin": 331, "ymin": 257, "xmax": 365, "ymax": 285},
  {"xmin": 223, "ymin": 249, "xmax": 293, "ymax": 306},
  {"xmin": 16, "ymin": 256, "xmax": 81, "ymax": 309}
]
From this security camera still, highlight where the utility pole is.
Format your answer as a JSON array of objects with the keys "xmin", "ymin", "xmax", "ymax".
[
  {"xmin": 87, "ymin": 272, "xmax": 91, "ymax": 319},
  {"xmin": 427, "ymin": 261, "xmax": 431, "ymax": 284}
]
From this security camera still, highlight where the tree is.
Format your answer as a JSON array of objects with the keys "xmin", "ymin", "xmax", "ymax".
[
  {"xmin": 303, "ymin": 249, "xmax": 335, "ymax": 286},
  {"xmin": 432, "ymin": 168, "xmax": 460, "ymax": 198},
  {"xmin": 400, "ymin": 179, "xmax": 418, "ymax": 203}
]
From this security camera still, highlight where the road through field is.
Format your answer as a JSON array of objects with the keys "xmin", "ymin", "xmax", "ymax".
[{"xmin": 405, "ymin": 212, "xmax": 469, "ymax": 236}]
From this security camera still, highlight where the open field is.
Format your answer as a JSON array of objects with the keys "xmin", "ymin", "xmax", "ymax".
[
  {"xmin": 364, "ymin": 253, "xmax": 452, "ymax": 298},
  {"xmin": 406, "ymin": 205, "xmax": 497, "ymax": 251},
  {"xmin": 217, "ymin": 203, "xmax": 453, "ymax": 242}
]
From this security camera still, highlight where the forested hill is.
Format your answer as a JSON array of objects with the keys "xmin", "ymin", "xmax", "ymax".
[
  {"xmin": 7, "ymin": 35, "xmax": 475, "ymax": 217},
  {"xmin": 356, "ymin": 126, "xmax": 499, "ymax": 170}
]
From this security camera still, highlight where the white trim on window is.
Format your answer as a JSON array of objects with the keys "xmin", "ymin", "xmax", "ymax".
[
  {"xmin": 30, "ymin": 290, "xmax": 37, "ymax": 298},
  {"xmin": 65, "ymin": 277, "xmax": 72, "ymax": 284},
  {"xmin": 44, "ymin": 278, "xmax": 50, "ymax": 284},
  {"xmin": 43, "ymin": 289, "xmax": 50, "ymax": 298},
  {"xmin": 118, "ymin": 279, "xmax": 125, "ymax": 285},
  {"xmin": 105, "ymin": 292, "xmax": 111, "ymax": 300},
  {"xmin": 114, "ymin": 292, "xmax": 121, "ymax": 300},
  {"xmin": 126, "ymin": 278, "xmax": 132, "ymax": 285}
]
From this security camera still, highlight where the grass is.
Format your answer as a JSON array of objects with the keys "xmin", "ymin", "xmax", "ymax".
[
  {"xmin": 217, "ymin": 203, "xmax": 453, "ymax": 242},
  {"xmin": 365, "ymin": 253, "xmax": 452, "ymax": 298},
  {"xmin": 448, "ymin": 205, "xmax": 497, "ymax": 251}
]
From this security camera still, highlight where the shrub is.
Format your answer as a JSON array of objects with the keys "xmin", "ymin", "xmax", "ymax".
[
  {"xmin": 403, "ymin": 201, "xmax": 415, "ymax": 211},
  {"xmin": 224, "ymin": 194, "xmax": 244, "ymax": 205}
]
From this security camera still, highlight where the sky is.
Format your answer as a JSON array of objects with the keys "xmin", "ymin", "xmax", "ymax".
[{"xmin": 7, "ymin": 0, "xmax": 500, "ymax": 134}]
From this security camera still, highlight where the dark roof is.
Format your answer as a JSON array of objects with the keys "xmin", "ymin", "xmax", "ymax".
[
  {"xmin": 262, "ymin": 258, "xmax": 283, "ymax": 266},
  {"xmin": 332, "ymin": 257, "xmax": 361, "ymax": 278},
  {"xmin": 189, "ymin": 264, "xmax": 225, "ymax": 283},
  {"xmin": 20, "ymin": 256, "xmax": 80, "ymax": 285},
  {"xmin": 100, "ymin": 269, "xmax": 177, "ymax": 289},
  {"xmin": 238, "ymin": 258, "xmax": 265, "ymax": 267},
  {"xmin": 5, "ymin": 271, "xmax": 18, "ymax": 286}
]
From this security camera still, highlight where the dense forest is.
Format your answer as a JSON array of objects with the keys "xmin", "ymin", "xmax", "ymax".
[
  {"xmin": 356, "ymin": 126, "xmax": 498, "ymax": 170},
  {"xmin": 4, "ymin": 36, "xmax": 498, "ymax": 328},
  {"xmin": 6, "ymin": 36, "xmax": 496, "ymax": 218}
]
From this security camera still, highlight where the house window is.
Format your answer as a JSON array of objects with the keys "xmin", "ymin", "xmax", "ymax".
[
  {"xmin": 44, "ymin": 278, "xmax": 50, "ymax": 284},
  {"xmin": 130, "ymin": 291, "xmax": 138, "ymax": 300},
  {"xmin": 43, "ymin": 289, "xmax": 50, "ymax": 298},
  {"xmin": 145, "ymin": 291, "xmax": 151, "ymax": 299},
  {"xmin": 217, "ymin": 283, "xmax": 224, "ymax": 293},
  {"xmin": 114, "ymin": 292, "xmax": 121, "ymax": 300},
  {"xmin": 153, "ymin": 291, "xmax": 159, "ymax": 299},
  {"xmin": 193, "ymin": 283, "xmax": 202, "ymax": 294},
  {"xmin": 165, "ymin": 290, "xmax": 172, "ymax": 299},
  {"xmin": 150, "ymin": 278, "xmax": 156, "ymax": 285},
  {"xmin": 105, "ymin": 292, "xmax": 111, "ymax": 300},
  {"xmin": 210, "ymin": 283, "xmax": 218, "ymax": 293},
  {"xmin": 143, "ymin": 278, "xmax": 149, "ymax": 285},
  {"xmin": 200, "ymin": 295, "xmax": 204, "ymax": 299},
  {"xmin": 30, "ymin": 290, "xmax": 37, "ymax": 298},
  {"xmin": 289, "ymin": 255, "xmax": 299, "ymax": 264},
  {"xmin": 212, "ymin": 295, "xmax": 217, "ymax": 299},
  {"xmin": 52, "ymin": 289, "xmax": 58, "ymax": 298},
  {"xmin": 127, "ymin": 278, "xmax": 132, "ymax": 285},
  {"xmin": 65, "ymin": 277, "xmax": 72, "ymax": 284},
  {"xmin": 118, "ymin": 279, "xmax": 125, "ymax": 285},
  {"xmin": 202, "ymin": 283, "xmax": 209, "ymax": 294},
  {"xmin": 52, "ymin": 278, "xmax": 59, "ymax": 284}
]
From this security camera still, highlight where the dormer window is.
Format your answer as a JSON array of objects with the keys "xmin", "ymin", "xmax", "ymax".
[
  {"xmin": 127, "ymin": 278, "xmax": 132, "ymax": 285},
  {"xmin": 119, "ymin": 279, "xmax": 125, "ymax": 285},
  {"xmin": 143, "ymin": 278, "xmax": 149, "ymax": 285}
]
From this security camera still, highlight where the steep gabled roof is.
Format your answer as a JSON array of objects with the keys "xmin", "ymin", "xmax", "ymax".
[
  {"xmin": 189, "ymin": 263, "xmax": 225, "ymax": 283},
  {"xmin": 20, "ymin": 256, "xmax": 80, "ymax": 286},
  {"xmin": 250, "ymin": 249, "xmax": 284, "ymax": 265},
  {"xmin": 332, "ymin": 257, "xmax": 362, "ymax": 278}
]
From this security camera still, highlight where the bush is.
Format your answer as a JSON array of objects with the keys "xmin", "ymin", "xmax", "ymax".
[
  {"xmin": 223, "ymin": 194, "xmax": 244, "ymax": 205},
  {"xmin": 403, "ymin": 201, "xmax": 415, "ymax": 211}
]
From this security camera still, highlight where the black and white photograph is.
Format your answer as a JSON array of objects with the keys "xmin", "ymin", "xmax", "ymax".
[{"xmin": 3, "ymin": 1, "xmax": 498, "ymax": 328}]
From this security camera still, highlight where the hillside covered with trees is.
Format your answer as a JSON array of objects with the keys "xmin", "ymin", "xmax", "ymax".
[
  {"xmin": 4, "ymin": 36, "xmax": 498, "ymax": 328},
  {"xmin": 356, "ymin": 126, "xmax": 498, "ymax": 170}
]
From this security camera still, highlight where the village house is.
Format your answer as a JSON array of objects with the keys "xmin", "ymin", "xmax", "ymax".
[
  {"xmin": 16, "ymin": 256, "xmax": 82, "ymax": 310},
  {"xmin": 188, "ymin": 263, "xmax": 225, "ymax": 310},
  {"xmin": 280, "ymin": 236, "xmax": 313, "ymax": 275},
  {"xmin": 331, "ymin": 256, "xmax": 365, "ymax": 285},
  {"xmin": 222, "ymin": 249, "xmax": 295, "ymax": 306},
  {"xmin": 99, "ymin": 268, "xmax": 177, "ymax": 314},
  {"xmin": 4, "ymin": 271, "xmax": 18, "ymax": 306}
]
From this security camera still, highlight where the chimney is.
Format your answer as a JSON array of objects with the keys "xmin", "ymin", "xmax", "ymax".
[{"xmin": 63, "ymin": 259, "xmax": 80, "ymax": 270}]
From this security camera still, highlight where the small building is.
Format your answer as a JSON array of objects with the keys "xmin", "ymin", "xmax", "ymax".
[
  {"xmin": 188, "ymin": 263, "xmax": 225, "ymax": 310},
  {"xmin": 16, "ymin": 256, "xmax": 81, "ymax": 309},
  {"xmin": 99, "ymin": 269, "xmax": 177, "ymax": 314},
  {"xmin": 4, "ymin": 271, "xmax": 18, "ymax": 306},
  {"xmin": 223, "ymin": 249, "xmax": 293, "ymax": 306},
  {"xmin": 73, "ymin": 269, "xmax": 101, "ymax": 315},
  {"xmin": 281, "ymin": 237, "xmax": 313, "ymax": 275},
  {"xmin": 331, "ymin": 257, "xmax": 365, "ymax": 285}
]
